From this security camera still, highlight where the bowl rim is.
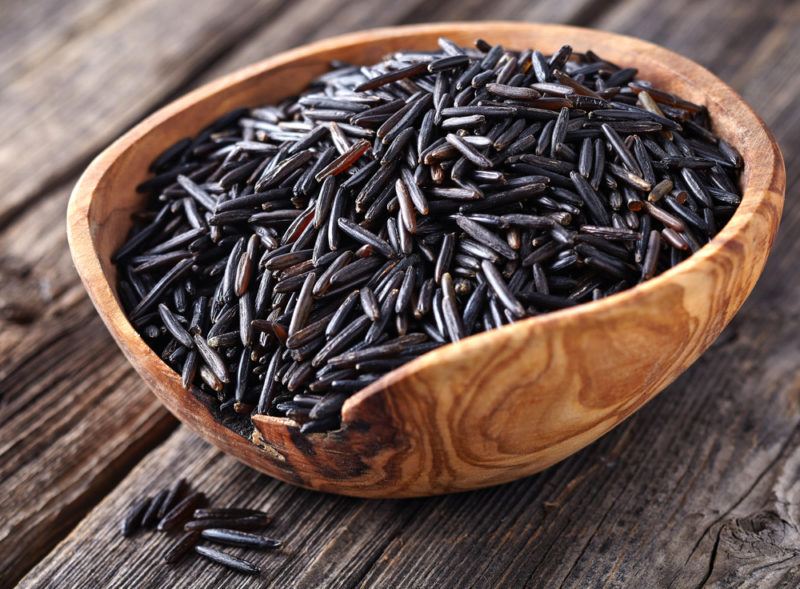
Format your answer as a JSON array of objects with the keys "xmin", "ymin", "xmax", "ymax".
[{"xmin": 68, "ymin": 21, "xmax": 785, "ymax": 432}]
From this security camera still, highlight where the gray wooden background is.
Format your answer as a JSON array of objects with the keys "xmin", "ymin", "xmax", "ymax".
[{"xmin": 1, "ymin": 0, "xmax": 798, "ymax": 587}]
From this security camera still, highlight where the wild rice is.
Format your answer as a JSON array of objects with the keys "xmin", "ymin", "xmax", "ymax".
[
  {"xmin": 195, "ymin": 545, "xmax": 261, "ymax": 575},
  {"xmin": 200, "ymin": 528, "xmax": 282, "ymax": 550},
  {"xmin": 117, "ymin": 37, "xmax": 742, "ymax": 436},
  {"xmin": 121, "ymin": 479, "xmax": 281, "ymax": 577},
  {"xmin": 120, "ymin": 496, "xmax": 151, "ymax": 538}
]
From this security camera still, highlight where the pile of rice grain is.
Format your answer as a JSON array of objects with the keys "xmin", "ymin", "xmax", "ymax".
[{"xmin": 114, "ymin": 37, "xmax": 743, "ymax": 435}]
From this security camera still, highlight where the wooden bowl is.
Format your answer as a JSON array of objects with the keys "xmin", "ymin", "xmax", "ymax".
[{"xmin": 68, "ymin": 22, "xmax": 785, "ymax": 498}]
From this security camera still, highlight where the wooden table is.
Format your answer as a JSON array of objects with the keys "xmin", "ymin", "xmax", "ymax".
[{"xmin": 1, "ymin": 1, "xmax": 797, "ymax": 587}]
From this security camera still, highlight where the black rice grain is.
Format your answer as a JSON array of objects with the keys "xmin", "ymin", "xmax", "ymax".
[
  {"xmin": 195, "ymin": 545, "xmax": 261, "ymax": 575},
  {"xmin": 201, "ymin": 528, "xmax": 282, "ymax": 550},
  {"xmin": 158, "ymin": 478, "xmax": 188, "ymax": 519},
  {"xmin": 163, "ymin": 531, "xmax": 201, "ymax": 564},
  {"xmin": 117, "ymin": 37, "xmax": 742, "ymax": 437},
  {"xmin": 193, "ymin": 507, "xmax": 269, "ymax": 520},
  {"xmin": 184, "ymin": 515, "xmax": 270, "ymax": 531},
  {"xmin": 120, "ymin": 496, "xmax": 151, "ymax": 537},
  {"xmin": 142, "ymin": 489, "xmax": 170, "ymax": 529},
  {"xmin": 157, "ymin": 492, "xmax": 207, "ymax": 532}
]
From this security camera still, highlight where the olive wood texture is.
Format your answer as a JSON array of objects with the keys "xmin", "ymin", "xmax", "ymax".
[{"xmin": 67, "ymin": 22, "xmax": 785, "ymax": 498}]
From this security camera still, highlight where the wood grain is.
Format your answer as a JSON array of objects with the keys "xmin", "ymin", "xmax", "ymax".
[
  {"xmin": 20, "ymin": 305, "xmax": 800, "ymax": 588},
  {"xmin": 0, "ymin": 0, "xmax": 284, "ymax": 227},
  {"xmin": 69, "ymin": 22, "xmax": 784, "ymax": 498},
  {"xmin": 202, "ymin": 0, "xmax": 603, "ymax": 79},
  {"xmin": 0, "ymin": 0, "xmax": 120, "ymax": 85},
  {"xmin": 0, "ymin": 187, "xmax": 177, "ymax": 585},
  {"xmin": 19, "ymin": 428, "xmax": 425, "ymax": 589},
  {"xmin": 4, "ymin": 0, "xmax": 800, "ymax": 585},
  {"xmin": 0, "ymin": 1, "xmax": 288, "ymax": 583}
]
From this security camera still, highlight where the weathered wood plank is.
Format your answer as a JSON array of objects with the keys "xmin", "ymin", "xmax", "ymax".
[
  {"xmin": 7, "ymin": 0, "xmax": 800, "ymax": 587},
  {"xmin": 597, "ymin": 0, "xmax": 794, "ymax": 84},
  {"xmin": 17, "ymin": 428, "xmax": 428, "ymax": 589},
  {"xmin": 18, "ymin": 0, "xmax": 800, "ymax": 587},
  {"xmin": 0, "ymin": 0, "xmax": 285, "ymax": 227},
  {"xmin": 202, "ymin": 0, "xmax": 603, "ymax": 78},
  {"xmin": 20, "ymin": 299, "xmax": 800, "ymax": 588},
  {"xmin": 0, "ymin": 186, "xmax": 177, "ymax": 586},
  {"xmin": 0, "ymin": 0, "xmax": 119, "ymax": 84}
]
